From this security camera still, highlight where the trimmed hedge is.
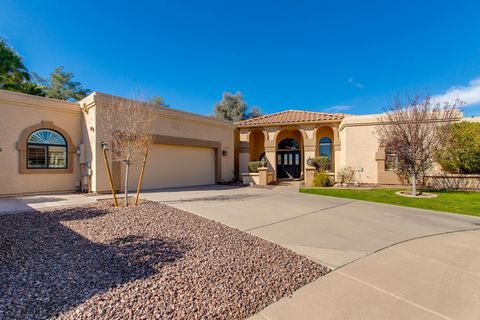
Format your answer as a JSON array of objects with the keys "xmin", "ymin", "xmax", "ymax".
[{"xmin": 248, "ymin": 161, "xmax": 263, "ymax": 173}]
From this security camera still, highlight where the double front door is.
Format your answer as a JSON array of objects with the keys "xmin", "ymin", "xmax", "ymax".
[{"xmin": 277, "ymin": 151, "xmax": 301, "ymax": 179}]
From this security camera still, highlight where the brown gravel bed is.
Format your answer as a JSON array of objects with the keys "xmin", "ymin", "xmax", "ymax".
[{"xmin": 0, "ymin": 201, "xmax": 329, "ymax": 319}]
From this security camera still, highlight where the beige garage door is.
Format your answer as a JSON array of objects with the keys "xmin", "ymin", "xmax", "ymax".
[{"xmin": 127, "ymin": 144, "xmax": 216, "ymax": 190}]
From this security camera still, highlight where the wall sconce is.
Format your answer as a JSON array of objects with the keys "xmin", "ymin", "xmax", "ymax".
[
  {"xmin": 222, "ymin": 150, "xmax": 228, "ymax": 156},
  {"xmin": 90, "ymin": 126, "xmax": 95, "ymax": 132}
]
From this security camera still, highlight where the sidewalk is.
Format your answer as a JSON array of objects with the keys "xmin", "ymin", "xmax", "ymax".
[
  {"xmin": 251, "ymin": 229, "xmax": 480, "ymax": 320},
  {"xmin": 0, "ymin": 193, "xmax": 102, "ymax": 213}
]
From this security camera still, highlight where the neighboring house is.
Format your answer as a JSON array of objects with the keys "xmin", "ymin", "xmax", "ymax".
[
  {"xmin": 0, "ymin": 90, "xmax": 234, "ymax": 196},
  {"xmin": 1, "ymin": 89, "xmax": 477, "ymax": 196}
]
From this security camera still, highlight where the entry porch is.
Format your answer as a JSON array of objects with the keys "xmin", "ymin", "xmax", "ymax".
[{"xmin": 236, "ymin": 111, "xmax": 344, "ymax": 184}]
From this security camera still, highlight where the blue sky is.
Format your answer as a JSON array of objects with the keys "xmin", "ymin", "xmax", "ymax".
[{"xmin": 1, "ymin": 0, "xmax": 480, "ymax": 116}]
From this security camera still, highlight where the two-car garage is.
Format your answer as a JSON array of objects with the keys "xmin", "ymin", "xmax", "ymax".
[{"xmin": 127, "ymin": 143, "xmax": 217, "ymax": 191}]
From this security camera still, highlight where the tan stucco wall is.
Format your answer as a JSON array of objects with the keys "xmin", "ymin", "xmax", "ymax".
[
  {"xmin": 0, "ymin": 90, "xmax": 82, "ymax": 195},
  {"xmin": 249, "ymin": 130, "xmax": 265, "ymax": 161},
  {"xmin": 463, "ymin": 116, "xmax": 480, "ymax": 123},
  {"xmin": 339, "ymin": 114, "xmax": 406, "ymax": 184},
  {"xmin": 80, "ymin": 92, "xmax": 235, "ymax": 193},
  {"xmin": 339, "ymin": 115, "xmax": 382, "ymax": 184}
]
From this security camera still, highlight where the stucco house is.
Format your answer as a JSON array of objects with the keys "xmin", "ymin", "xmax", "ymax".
[
  {"xmin": 1, "ymin": 89, "xmax": 477, "ymax": 196},
  {"xmin": 0, "ymin": 90, "xmax": 234, "ymax": 196}
]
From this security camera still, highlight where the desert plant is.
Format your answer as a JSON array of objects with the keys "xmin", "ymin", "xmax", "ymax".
[
  {"xmin": 307, "ymin": 156, "xmax": 329, "ymax": 172},
  {"xmin": 337, "ymin": 166, "xmax": 356, "ymax": 184},
  {"xmin": 313, "ymin": 171, "xmax": 332, "ymax": 187},
  {"xmin": 248, "ymin": 161, "xmax": 263, "ymax": 173}
]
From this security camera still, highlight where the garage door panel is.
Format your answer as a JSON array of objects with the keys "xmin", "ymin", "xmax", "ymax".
[{"xmin": 127, "ymin": 144, "xmax": 215, "ymax": 190}]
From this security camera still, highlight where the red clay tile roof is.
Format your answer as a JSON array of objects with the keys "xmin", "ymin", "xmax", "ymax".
[{"xmin": 235, "ymin": 110, "xmax": 347, "ymax": 127}]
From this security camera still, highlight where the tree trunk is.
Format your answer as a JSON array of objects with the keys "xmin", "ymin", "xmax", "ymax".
[
  {"xmin": 124, "ymin": 163, "xmax": 130, "ymax": 206},
  {"xmin": 135, "ymin": 149, "xmax": 149, "ymax": 206},
  {"xmin": 411, "ymin": 174, "xmax": 417, "ymax": 196}
]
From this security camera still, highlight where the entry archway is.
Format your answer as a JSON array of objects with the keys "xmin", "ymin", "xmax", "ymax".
[{"xmin": 275, "ymin": 128, "xmax": 304, "ymax": 179}]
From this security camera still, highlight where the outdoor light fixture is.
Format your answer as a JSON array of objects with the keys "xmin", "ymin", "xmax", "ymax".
[
  {"xmin": 222, "ymin": 150, "xmax": 228, "ymax": 156},
  {"xmin": 101, "ymin": 141, "xmax": 109, "ymax": 151}
]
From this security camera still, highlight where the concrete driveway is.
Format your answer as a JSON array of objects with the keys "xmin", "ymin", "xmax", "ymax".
[
  {"xmin": 142, "ymin": 183, "xmax": 480, "ymax": 269},
  {"xmin": 143, "ymin": 183, "xmax": 480, "ymax": 319}
]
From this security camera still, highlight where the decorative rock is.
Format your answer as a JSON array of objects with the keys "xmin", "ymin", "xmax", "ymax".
[{"xmin": 0, "ymin": 201, "xmax": 329, "ymax": 320}]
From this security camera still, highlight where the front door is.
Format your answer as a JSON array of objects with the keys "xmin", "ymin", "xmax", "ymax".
[{"xmin": 277, "ymin": 151, "xmax": 301, "ymax": 179}]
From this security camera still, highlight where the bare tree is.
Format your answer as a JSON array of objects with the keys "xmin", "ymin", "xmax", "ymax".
[
  {"xmin": 102, "ymin": 95, "xmax": 155, "ymax": 206},
  {"xmin": 376, "ymin": 95, "xmax": 462, "ymax": 196}
]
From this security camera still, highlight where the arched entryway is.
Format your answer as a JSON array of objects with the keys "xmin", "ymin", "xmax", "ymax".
[{"xmin": 275, "ymin": 128, "xmax": 304, "ymax": 179}]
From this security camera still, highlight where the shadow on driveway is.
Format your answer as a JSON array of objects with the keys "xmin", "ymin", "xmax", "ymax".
[
  {"xmin": 0, "ymin": 206, "xmax": 188, "ymax": 319},
  {"xmin": 162, "ymin": 193, "xmax": 268, "ymax": 204}
]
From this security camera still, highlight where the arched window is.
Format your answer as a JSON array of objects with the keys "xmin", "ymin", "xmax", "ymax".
[
  {"xmin": 319, "ymin": 137, "xmax": 332, "ymax": 170},
  {"xmin": 27, "ymin": 129, "xmax": 67, "ymax": 169},
  {"xmin": 278, "ymin": 138, "xmax": 299, "ymax": 150}
]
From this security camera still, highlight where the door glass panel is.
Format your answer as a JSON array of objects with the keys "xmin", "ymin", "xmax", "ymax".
[
  {"xmin": 284, "ymin": 154, "xmax": 288, "ymax": 164},
  {"xmin": 289, "ymin": 154, "xmax": 293, "ymax": 165},
  {"xmin": 295, "ymin": 153, "xmax": 300, "ymax": 165},
  {"xmin": 277, "ymin": 154, "xmax": 281, "ymax": 165}
]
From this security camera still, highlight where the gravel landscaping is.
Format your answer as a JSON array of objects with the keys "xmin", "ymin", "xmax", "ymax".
[{"xmin": 0, "ymin": 201, "xmax": 329, "ymax": 319}]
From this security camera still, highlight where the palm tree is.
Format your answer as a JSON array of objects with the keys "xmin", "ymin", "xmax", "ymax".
[{"xmin": 0, "ymin": 38, "xmax": 31, "ymax": 87}]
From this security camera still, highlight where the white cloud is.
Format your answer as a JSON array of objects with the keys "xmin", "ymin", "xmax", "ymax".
[
  {"xmin": 325, "ymin": 105, "xmax": 352, "ymax": 113},
  {"xmin": 348, "ymin": 78, "xmax": 364, "ymax": 89},
  {"xmin": 434, "ymin": 77, "xmax": 480, "ymax": 106}
]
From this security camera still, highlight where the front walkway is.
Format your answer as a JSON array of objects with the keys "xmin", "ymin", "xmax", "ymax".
[
  {"xmin": 0, "ymin": 193, "xmax": 99, "ymax": 213},
  {"xmin": 142, "ymin": 183, "xmax": 480, "ymax": 319}
]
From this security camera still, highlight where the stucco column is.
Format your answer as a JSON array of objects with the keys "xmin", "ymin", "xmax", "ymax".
[
  {"xmin": 265, "ymin": 142, "xmax": 276, "ymax": 181},
  {"xmin": 333, "ymin": 125, "xmax": 341, "ymax": 180},
  {"xmin": 258, "ymin": 167, "xmax": 268, "ymax": 185},
  {"xmin": 302, "ymin": 125, "xmax": 316, "ymax": 181},
  {"xmin": 303, "ymin": 141, "xmax": 316, "ymax": 179},
  {"xmin": 264, "ymin": 126, "xmax": 279, "ymax": 181},
  {"xmin": 238, "ymin": 129, "xmax": 250, "ymax": 174},
  {"xmin": 305, "ymin": 167, "xmax": 316, "ymax": 187}
]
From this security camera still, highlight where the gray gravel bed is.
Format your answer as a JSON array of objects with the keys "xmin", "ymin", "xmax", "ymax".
[{"xmin": 0, "ymin": 201, "xmax": 329, "ymax": 319}]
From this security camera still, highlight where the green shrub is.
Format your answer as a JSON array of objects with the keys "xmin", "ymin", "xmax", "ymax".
[
  {"xmin": 437, "ymin": 122, "xmax": 480, "ymax": 174},
  {"xmin": 307, "ymin": 156, "xmax": 329, "ymax": 172},
  {"xmin": 313, "ymin": 171, "xmax": 332, "ymax": 187},
  {"xmin": 337, "ymin": 166, "xmax": 356, "ymax": 183},
  {"xmin": 248, "ymin": 161, "xmax": 263, "ymax": 173}
]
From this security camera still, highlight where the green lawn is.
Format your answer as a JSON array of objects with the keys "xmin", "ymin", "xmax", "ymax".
[{"xmin": 300, "ymin": 188, "xmax": 480, "ymax": 217}]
